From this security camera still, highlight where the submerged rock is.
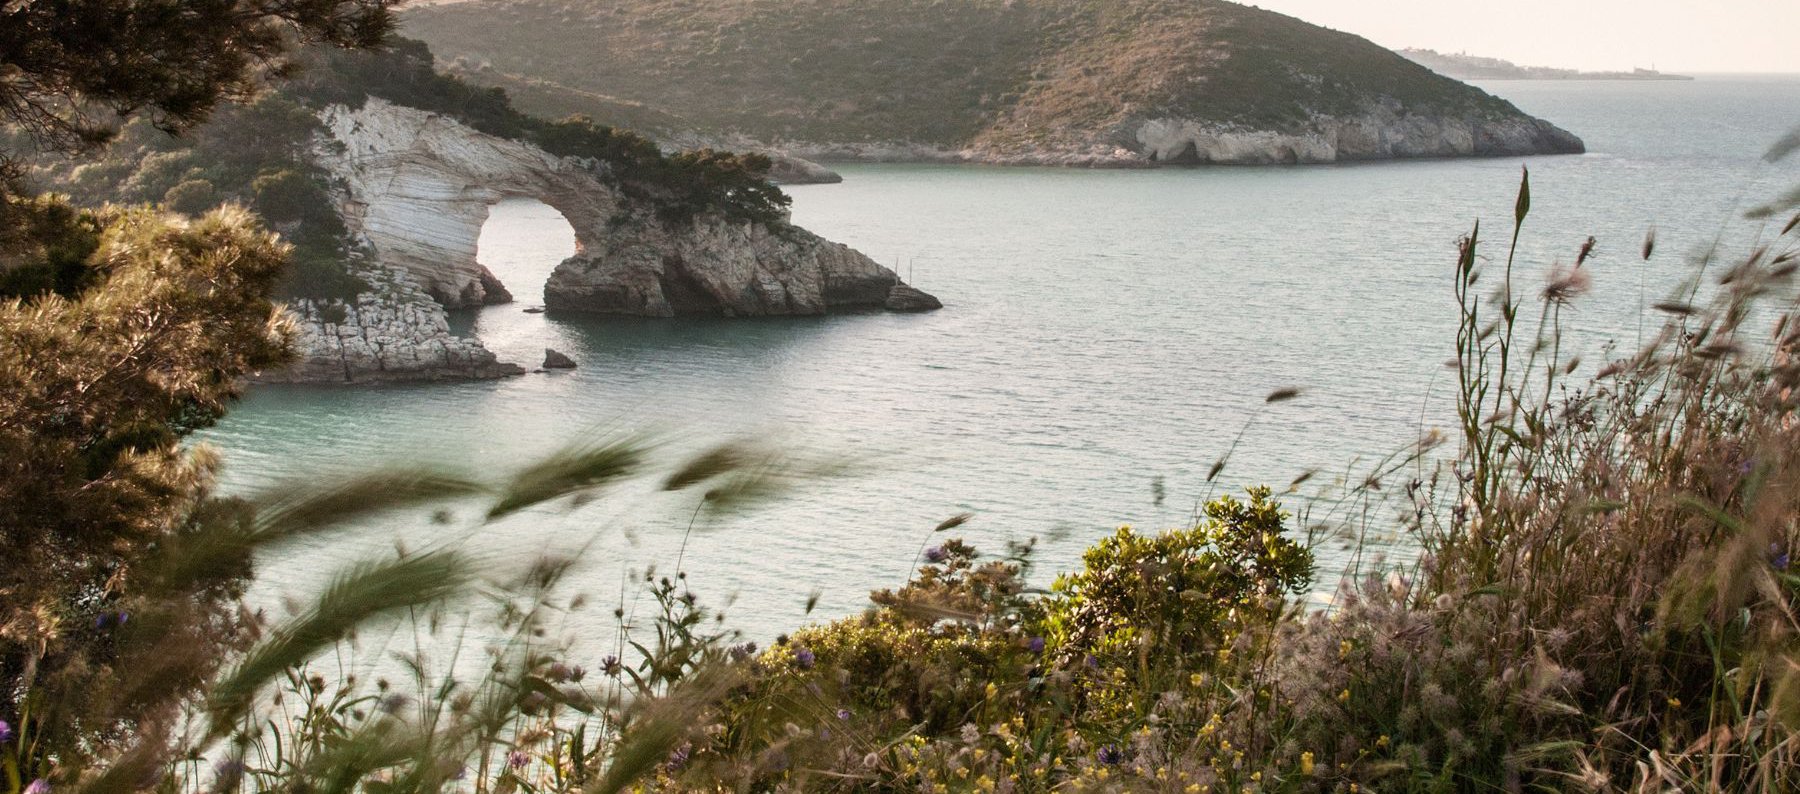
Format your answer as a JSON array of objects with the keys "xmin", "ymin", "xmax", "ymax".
[{"xmin": 543, "ymin": 348, "xmax": 577, "ymax": 369}]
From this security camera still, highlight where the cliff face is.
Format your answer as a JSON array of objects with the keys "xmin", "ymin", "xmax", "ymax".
[
  {"xmin": 275, "ymin": 99, "xmax": 933, "ymax": 383},
  {"xmin": 260, "ymin": 263, "xmax": 524, "ymax": 384},
  {"xmin": 404, "ymin": 0, "xmax": 1586, "ymax": 168},
  {"xmin": 316, "ymin": 99, "xmax": 921, "ymax": 314}
]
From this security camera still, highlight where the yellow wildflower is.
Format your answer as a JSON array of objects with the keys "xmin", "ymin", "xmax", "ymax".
[{"xmin": 1300, "ymin": 751, "xmax": 1315, "ymax": 775}]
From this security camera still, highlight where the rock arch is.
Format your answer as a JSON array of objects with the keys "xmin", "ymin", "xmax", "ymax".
[{"xmin": 314, "ymin": 99, "xmax": 937, "ymax": 316}]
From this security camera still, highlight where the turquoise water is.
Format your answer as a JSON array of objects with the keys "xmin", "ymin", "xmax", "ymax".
[{"xmin": 206, "ymin": 77, "xmax": 1800, "ymax": 641}]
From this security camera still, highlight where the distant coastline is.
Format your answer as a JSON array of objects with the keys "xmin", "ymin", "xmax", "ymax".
[{"xmin": 1399, "ymin": 48, "xmax": 1694, "ymax": 81}]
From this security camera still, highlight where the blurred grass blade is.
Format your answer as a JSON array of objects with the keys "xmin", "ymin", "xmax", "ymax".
[
  {"xmin": 1265, "ymin": 387, "xmax": 1302, "ymax": 404},
  {"xmin": 1765, "ymin": 125, "xmax": 1800, "ymax": 163},
  {"xmin": 252, "ymin": 469, "xmax": 486, "ymax": 539},
  {"xmin": 934, "ymin": 512, "xmax": 974, "ymax": 532},
  {"xmin": 663, "ymin": 440, "xmax": 751, "ymax": 490},
  {"xmin": 205, "ymin": 551, "xmax": 472, "ymax": 737},
  {"xmin": 701, "ymin": 449, "xmax": 859, "ymax": 514},
  {"xmin": 489, "ymin": 437, "xmax": 645, "ymax": 519}
]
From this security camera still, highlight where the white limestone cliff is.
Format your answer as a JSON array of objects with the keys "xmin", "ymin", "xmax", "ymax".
[
  {"xmin": 261, "ymin": 263, "xmax": 524, "ymax": 384},
  {"xmin": 276, "ymin": 98, "xmax": 934, "ymax": 383}
]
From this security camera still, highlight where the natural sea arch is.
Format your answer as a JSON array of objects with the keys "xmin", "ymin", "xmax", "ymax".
[{"xmin": 475, "ymin": 197, "xmax": 579, "ymax": 306}]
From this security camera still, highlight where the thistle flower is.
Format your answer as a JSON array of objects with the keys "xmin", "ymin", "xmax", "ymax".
[
  {"xmin": 507, "ymin": 750, "xmax": 529, "ymax": 769},
  {"xmin": 836, "ymin": 708, "xmax": 852, "ymax": 720},
  {"xmin": 0, "ymin": 719, "xmax": 12, "ymax": 744},
  {"xmin": 1096, "ymin": 745, "xmax": 1122, "ymax": 766},
  {"xmin": 1026, "ymin": 636, "xmax": 1045, "ymax": 654},
  {"xmin": 600, "ymin": 655, "xmax": 622, "ymax": 677},
  {"xmin": 24, "ymin": 779, "xmax": 49, "ymax": 794},
  {"xmin": 793, "ymin": 647, "xmax": 816, "ymax": 669},
  {"xmin": 924, "ymin": 546, "xmax": 948, "ymax": 564}
]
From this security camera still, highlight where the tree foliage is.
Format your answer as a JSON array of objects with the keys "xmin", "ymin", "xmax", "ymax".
[
  {"xmin": 0, "ymin": 0, "xmax": 396, "ymax": 156},
  {"xmin": 0, "ymin": 204, "xmax": 296, "ymax": 770}
]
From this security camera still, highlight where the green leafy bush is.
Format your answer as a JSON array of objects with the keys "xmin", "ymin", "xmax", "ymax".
[{"xmin": 1038, "ymin": 486, "xmax": 1313, "ymax": 668}]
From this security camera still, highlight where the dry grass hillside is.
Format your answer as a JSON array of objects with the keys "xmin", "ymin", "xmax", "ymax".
[{"xmin": 403, "ymin": 0, "xmax": 1532, "ymax": 151}]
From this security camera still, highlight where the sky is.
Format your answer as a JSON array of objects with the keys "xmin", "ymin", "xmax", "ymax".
[{"xmin": 1247, "ymin": 1, "xmax": 1800, "ymax": 74}]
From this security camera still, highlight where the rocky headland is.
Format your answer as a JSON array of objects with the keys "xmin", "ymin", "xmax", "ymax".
[
  {"xmin": 275, "ymin": 98, "xmax": 931, "ymax": 383},
  {"xmin": 406, "ymin": 0, "xmax": 1586, "ymax": 168}
]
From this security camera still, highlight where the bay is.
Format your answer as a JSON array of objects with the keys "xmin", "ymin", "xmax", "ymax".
[{"xmin": 205, "ymin": 76, "xmax": 1800, "ymax": 643}]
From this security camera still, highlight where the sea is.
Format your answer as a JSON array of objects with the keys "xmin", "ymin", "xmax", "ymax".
[{"xmin": 203, "ymin": 76, "xmax": 1800, "ymax": 646}]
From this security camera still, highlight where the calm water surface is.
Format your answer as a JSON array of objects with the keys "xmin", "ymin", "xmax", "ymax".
[{"xmin": 206, "ymin": 77, "xmax": 1800, "ymax": 642}]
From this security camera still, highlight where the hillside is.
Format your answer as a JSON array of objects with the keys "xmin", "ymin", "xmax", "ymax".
[{"xmin": 403, "ymin": 0, "xmax": 1585, "ymax": 165}]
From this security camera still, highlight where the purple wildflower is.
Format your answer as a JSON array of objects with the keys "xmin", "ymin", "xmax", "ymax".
[
  {"xmin": 546, "ymin": 662, "xmax": 571, "ymax": 682},
  {"xmin": 836, "ymin": 708, "xmax": 852, "ymax": 721},
  {"xmin": 729, "ymin": 642, "xmax": 759, "ymax": 662},
  {"xmin": 668, "ymin": 743, "xmax": 691, "ymax": 769},
  {"xmin": 1026, "ymin": 637, "xmax": 1045, "ymax": 654},
  {"xmin": 1096, "ymin": 746, "xmax": 1122, "ymax": 766},
  {"xmin": 0, "ymin": 719, "xmax": 13, "ymax": 745},
  {"xmin": 923, "ymin": 546, "xmax": 948, "ymax": 564},
  {"xmin": 600, "ymin": 655, "xmax": 622, "ymax": 677},
  {"xmin": 24, "ymin": 779, "xmax": 49, "ymax": 794},
  {"xmin": 507, "ymin": 751, "xmax": 529, "ymax": 769},
  {"xmin": 213, "ymin": 759, "xmax": 246, "ymax": 784},
  {"xmin": 793, "ymin": 648, "xmax": 816, "ymax": 669}
]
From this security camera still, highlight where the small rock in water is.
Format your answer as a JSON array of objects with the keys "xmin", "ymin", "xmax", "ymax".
[
  {"xmin": 885, "ymin": 284, "xmax": 943, "ymax": 313},
  {"xmin": 523, "ymin": 306, "xmax": 546, "ymax": 314},
  {"xmin": 543, "ymin": 349, "xmax": 577, "ymax": 369}
]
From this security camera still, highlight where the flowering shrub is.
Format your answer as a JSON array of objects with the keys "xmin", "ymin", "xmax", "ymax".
[{"xmin": 1037, "ymin": 486, "xmax": 1313, "ymax": 669}]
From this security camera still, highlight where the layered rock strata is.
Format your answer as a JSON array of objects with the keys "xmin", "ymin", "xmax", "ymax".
[
  {"xmin": 260, "ymin": 265, "xmax": 524, "ymax": 384},
  {"xmin": 270, "ymin": 99, "xmax": 933, "ymax": 383},
  {"xmin": 314, "ymin": 99, "xmax": 926, "ymax": 315}
]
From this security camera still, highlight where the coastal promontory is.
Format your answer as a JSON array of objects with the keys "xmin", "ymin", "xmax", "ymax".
[{"xmin": 404, "ymin": 0, "xmax": 1586, "ymax": 167}]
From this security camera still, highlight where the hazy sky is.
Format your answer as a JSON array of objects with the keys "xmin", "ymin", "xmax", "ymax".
[{"xmin": 1247, "ymin": 1, "xmax": 1800, "ymax": 74}]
